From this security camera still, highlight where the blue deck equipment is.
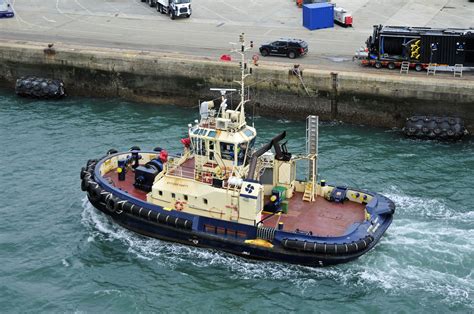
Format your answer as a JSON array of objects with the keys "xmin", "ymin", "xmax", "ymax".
[{"xmin": 330, "ymin": 186, "xmax": 348, "ymax": 203}]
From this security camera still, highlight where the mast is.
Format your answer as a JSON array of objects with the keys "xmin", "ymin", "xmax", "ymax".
[{"xmin": 231, "ymin": 33, "xmax": 253, "ymax": 127}]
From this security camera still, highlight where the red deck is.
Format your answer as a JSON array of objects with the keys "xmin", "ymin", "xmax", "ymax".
[
  {"xmin": 103, "ymin": 168, "xmax": 365, "ymax": 237},
  {"xmin": 104, "ymin": 170, "xmax": 148, "ymax": 200},
  {"xmin": 262, "ymin": 193, "xmax": 365, "ymax": 237}
]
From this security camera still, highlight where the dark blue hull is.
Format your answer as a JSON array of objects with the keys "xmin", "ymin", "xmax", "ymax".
[{"xmin": 88, "ymin": 195, "xmax": 391, "ymax": 267}]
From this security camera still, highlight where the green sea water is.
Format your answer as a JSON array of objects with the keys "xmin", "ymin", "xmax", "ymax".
[{"xmin": 0, "ymin": 91, "xmax": 472, "ymax": 312}]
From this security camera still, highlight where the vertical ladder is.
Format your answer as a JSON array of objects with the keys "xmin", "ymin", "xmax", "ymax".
[
  {"xmin": 453, "ymin": 64, "xmax": 463, "ymax": 78},
  {"xmin": 302, "ymin": 182, "xmax": 314, "ymax": 202},
  {"xmin": 303, "ymin": 115, "xmax": 318, "ymax": 202},
  {"xmin": 427, "ymin": 63, "xmax": 437, "ymax": 76},
  {"xmin": 226, "ymin": 170, "xmax": 240, "ymax": 220},
  {"xmin": 230, "ymin": 189, "xmax": 240, "ymax": 221},
  {"xmin": 400, "ymin": 61, "xmax": 410, "ymax": 74}
]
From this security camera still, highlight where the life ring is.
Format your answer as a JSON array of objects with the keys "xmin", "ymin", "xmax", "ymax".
[{"xmin": 174, "ymin": 200, "xmax": 186, "ymax": 211}]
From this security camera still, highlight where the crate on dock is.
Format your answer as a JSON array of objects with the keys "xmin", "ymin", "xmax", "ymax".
[{"xmin": 303, "ymin": 3, "xmax": 334, "ymax": 31}]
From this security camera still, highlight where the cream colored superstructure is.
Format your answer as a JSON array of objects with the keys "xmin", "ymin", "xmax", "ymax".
[
  {"xmin": 142, "ymin": 35, "xmax": 320, "ymax": 226},
  {"xmin": 146, "ymin": 89, "xmax": 265, "ymax": 225}
]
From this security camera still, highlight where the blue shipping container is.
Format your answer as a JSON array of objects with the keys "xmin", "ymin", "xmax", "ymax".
[{"xmin": 303, "ymin": 3, "xmax": 334, "ymax": 31}]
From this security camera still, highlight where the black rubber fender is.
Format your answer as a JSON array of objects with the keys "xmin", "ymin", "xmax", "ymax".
[
  {"xmin": 121, "ymin": 202, "xmax": 192, "ymax": 230},
  {"xmin": 85, "ymin": 161, "xmax": 96, "ymax": 178},
  {"xmin": 131, "ymin": 204, "xmax": 142, "ymax": 216},
  {"xmin": 80, "ymin": 167, "xmax": 89, "ymax": 179},
  {"xmin": 15, "ymin": 76, "xmax": 65, "ymax": 99},
  {"xmin": 175, "ymin": 218, "xmax": 192, "ymax": 230},
  {"xmin": 282, "ymin": 236, "xmax": 374, "ymax": 255},
  {"xmin": 81, "ymin": 178, "xmax": 89, "ymax": 192},
  {"xmin": 107, "ymin": 149, "xmax": 118, "ymax": 155},
  {"xmin": 121, "ymin": 202, "xmax": 138, "ymax": 216},
  {"xmin": 88, "ymin": 184, "xmax": 102, "ymax": 202},
  {"xmin": 105, "ymin": 195, "xmax": 120, "ymax": 212},
  {"xmin": 148, "ymin": 210, "xmax": 158, "ymax": 221},
  {"xmin": 122, "ymin": 202, "xmax": 138, "ymax": 215},
  {"xmin": 138, "ymin": 207, "xmax": 149, "ymax": 219},
  {"xmin": 404, "ymin": 116, "xmax": 467, "ymax": 140},
  {"xmin": 86, "ymin": 164, "xmax": 95, "ymax": 175},
  {"xmin": 86, "ymin": 159, "xmax": 97, "ymax": 167},
  {"xmin": 82, "ymin": 166, "xmax": 194, "ymax": 230},
  {"xmin": 158, "ymin": 212, "xmax": 168, "ymax": 224}
]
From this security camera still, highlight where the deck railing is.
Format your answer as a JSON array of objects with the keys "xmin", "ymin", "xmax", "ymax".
[{"xmin": 166, "ymin": 157, "xmax": 214, "ymax": 185}]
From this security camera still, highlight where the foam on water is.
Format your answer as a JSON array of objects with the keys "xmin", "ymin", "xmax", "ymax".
[
  {"xmin": 93, "ymin": 289, "xmax": 122, "ymax": 296},
  {"xmin": 384, "ymin": 186, "xmax": 473, "ymax": 221},
  {"xmin": 80, "ymin": 195, "xmax": 473, "ymax": 308}
]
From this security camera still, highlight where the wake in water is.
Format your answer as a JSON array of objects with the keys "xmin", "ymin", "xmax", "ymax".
[
  {"xmin": 384, "ymin": 186, "xmax": 473, "ymax": 221},
  {"xmin": 377, "ymin": 188, "xmax": 473, "ymax": 307},
  {"xmin": 80, "ymin": 196, "xmax": 473, "ymax": 309}
]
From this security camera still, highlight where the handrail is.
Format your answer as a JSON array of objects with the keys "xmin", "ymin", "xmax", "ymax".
[{"xmin": 256, "ymin": 210, "xmax": 282, "ymax": 227}]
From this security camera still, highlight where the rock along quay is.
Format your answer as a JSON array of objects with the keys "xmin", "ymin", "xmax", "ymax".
[{"xmin": 0, "ymin": 41, "xmax": 473, "ymax": 132}]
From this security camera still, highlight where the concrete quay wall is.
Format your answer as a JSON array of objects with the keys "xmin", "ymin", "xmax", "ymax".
[{"xmin": 0, "ymin": 42, "xmax": 473, "ymax": 132}]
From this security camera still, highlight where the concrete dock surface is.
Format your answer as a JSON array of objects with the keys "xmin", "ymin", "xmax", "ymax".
[{"xmin": 0, "ymin": 0, "xmax": 473, "ymax": 76}]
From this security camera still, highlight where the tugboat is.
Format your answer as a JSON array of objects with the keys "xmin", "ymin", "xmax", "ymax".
[{"xmin": 80, "ymin": 35, "xmax": 394, "ymax": 266}]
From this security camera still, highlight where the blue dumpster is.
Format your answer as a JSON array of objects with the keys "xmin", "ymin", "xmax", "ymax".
[{"xmin": 303, "ymin": 3, "xmax": 334, "ymax": 30}]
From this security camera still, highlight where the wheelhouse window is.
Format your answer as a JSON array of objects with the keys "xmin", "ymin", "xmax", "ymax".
[
  {"xmin": 192, "ymin": 137, "xmax": 207, "ymax": 156},
  {"xmin": 208, "ymin": 140, "xmax": 215, "ymax": 160},
  {"xmin": 220, "ymin": 142, "xmax": 235, "ymax": 160},
  {"xmin": 237, "ymin": 142, "xmax": 248, "ymax": 166},
  {"xmin": 237, "ymin": 138, "xmax": 255, "ymax": 166}
]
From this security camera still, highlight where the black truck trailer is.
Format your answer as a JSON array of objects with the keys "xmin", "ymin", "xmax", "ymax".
[{"xmin": 358, "ymin": 25, "xmax": 474, "ymax": 71}]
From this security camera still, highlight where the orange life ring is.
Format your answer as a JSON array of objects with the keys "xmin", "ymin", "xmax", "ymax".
[{"xmin": 174, "ymin": 200, "xmax": 185, "ymax": 211}]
